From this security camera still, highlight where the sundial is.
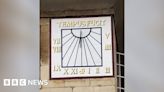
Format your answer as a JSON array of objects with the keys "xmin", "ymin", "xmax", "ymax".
[
  {"xmin": 50, "ymin": 16, "xmax": 114, "ymax": 79},
  {"xmin": 61, "ymin": 27, "xmax": 102, "ymax": 67}
]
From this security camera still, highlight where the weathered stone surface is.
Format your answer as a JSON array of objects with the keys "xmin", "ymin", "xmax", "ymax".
[
  {"xmin": 73, "ymin": 87, "xmax": 93, "ymax": 92},
  {"xmin": 65, "ymin": 79, "xmax": 90, "ymax": 87},
  {"xmin": 40, "ymin": 18, "xmax": 50, "ymax": 66},
  {"xmin": 41, "ymin": 0, "xmax": 115, "ymax": 17},
  {"xmin": 90, "ymin": 78, "xmax": 116, "ymax": 86},
  {"xmin": 94, "ymin": 86, "xmax": 116, "ymax": 92},
  {"xmin": 40, "ymin": 87, "xmax": 72, "ymax": 92},
  {"xmin": 41, "ymin": 65, "xmax": 65, "ymax": 88},
  {"xmin": 41, "ymin": 66, "xmax": 49, "ymax": 80}
]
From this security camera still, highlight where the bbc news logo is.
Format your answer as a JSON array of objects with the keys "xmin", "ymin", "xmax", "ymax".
[{"xmin": 3, "ymin": 79, "xmax": 48, "ymax": 86}]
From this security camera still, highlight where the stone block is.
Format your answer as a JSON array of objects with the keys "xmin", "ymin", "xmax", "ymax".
[
  {"xmin": 90, "ymin": 78, "xmax": 115, "ymax": 86},
  {"xmin": 41, "ymin": 66, "xmax": 49, "ymax": 80},
  {"xmin": 65, "ymin": 79, "xmax": 90, "ymax": 87},
  {"xmin": 40, "ymin": 18, "xmax": 49, "ymax": 26},
  {"xmin": 40, "ymin": 18, "xmax": 50, "ymax": 66},
  {"xmin": 73, "ymin": 87, "xmax": 93, "ymax": 92},
  {"xmin": 40, "ymin": 87, "xmax": 72, "ymax": 92},
  {"xmin": 94, "ymin": 86, "xmax": 116, "ymax": 92}
]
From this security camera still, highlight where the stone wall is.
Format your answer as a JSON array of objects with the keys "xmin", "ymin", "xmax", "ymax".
[
  {"xmin": 40, "ymin": 18, "xmax": 117, "ymax": 92},
  {"xmin": 40, "ymin": 0, "xmax": 115, "ymax": 17}
]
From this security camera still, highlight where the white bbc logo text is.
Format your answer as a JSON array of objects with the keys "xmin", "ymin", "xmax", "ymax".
[
  {"xmin": 3, "ymin": 79, "xmax": 10, "ymax": 86},
  {"xmin": 3, "ymin": 79, "xmax": 48, "ymax": 86}
]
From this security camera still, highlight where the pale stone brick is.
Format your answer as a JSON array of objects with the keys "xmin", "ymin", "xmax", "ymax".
[
  {"xmin": 94, "ymin": 86, "xmax": 116, "ymax": 92},
  {"xmin": 40, "ymin": 18, "xmax": 49, "ymax": 26},
  {"xmin": 73, "ymin": 87, "xmax": 93, "ymax": 92},
  {"xmin": 40, "ymin": 87, "xmax": 72, "ymax": 92},
  {"xmin": 41, "ymin": 66, "xmax": 49, "ymax": 80},
  {"xmin": 65, "ymin": 79, "xmax": 89, "ymax": 87},
  {"xmin": 90, "ymin": 78, "xmax": 115, "ymax": 86},
  {"xmin": 40, "ymin": 20, "xmax": 50, "ymax": 66},
  {"xmin": 40, "ymin": 65, "xmax": 65, "ymax": 88}
]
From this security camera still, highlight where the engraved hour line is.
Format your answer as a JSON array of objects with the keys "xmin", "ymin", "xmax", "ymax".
[
  {"xmin": 67, "ymin": 38, "xmax": 79, "ymax": 66},
  {"xmin": 100, "ymin": 27, "xmax": 103, "ymax": 65},
  {"xmin": 81, "ymin": 39, "xmax": 83, "ymax": 66},
  {"xmin": 91, "ymin": 31, "xmax": 101, "ymax": 35},
  {"xmin": 62, "ymin": 32, "xmax": 72, "ymax": 38},
  {"xmin": 62, "ymin": 37, "xmax": 76, "ymax": 59},
  {"xmin": 84, "ymin": 39, "xmax": 96, "ymax": 65},
  {"xmin": 89, "ymin": 34, "xmax": 101, "ymax": 44},
  {"xmin": 62, "ymin": 35, "xmax": 74, "ymax": 46},
  {"xmin": 83, "ymin": 39, "xmax": 89, "ymax": 66},
  {"xmin": 74, "ymin": 39, "xmax": 80, "ymax": 66},
  {"xmin": 86, "ymin": 37, "xmax": 101, "ymax": 58}
]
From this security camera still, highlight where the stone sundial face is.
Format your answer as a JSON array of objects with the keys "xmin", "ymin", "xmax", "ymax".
[
  {"xmin": 61, "ymin": 27, "xmax": 102, "ymax": 67},
  {"xmin": 50, "ymin": 16, "xmax": 114, "ymax": 79}
]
